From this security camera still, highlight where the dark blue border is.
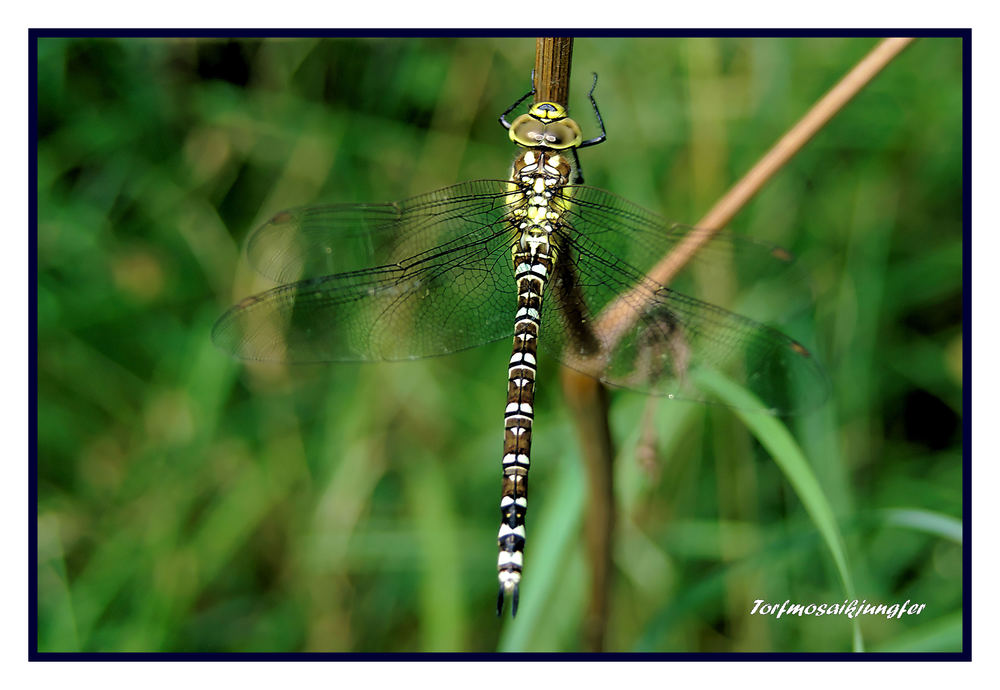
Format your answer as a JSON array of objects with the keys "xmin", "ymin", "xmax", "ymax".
[
  {"xmin": 29, "ymin": 28, "xmax": 972, "ymax": 662},
  {"xmin": 29, "ymin": 30, "xmax": 39, "ymax": 662},
  {"xmin": 30, "ymin": 27, "xmax": 967, "ymax": 39},
  {"xmin": 961, "ymin": 29, "xmax": 972, "ymax": 664},
  {"xmin": 28, "ymin": 651, "xmax": 972, "ymax": 661}
]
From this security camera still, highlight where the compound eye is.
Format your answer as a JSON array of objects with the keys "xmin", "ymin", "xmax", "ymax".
[
  {"xmin": 543, "ymin": 121, "xmax": 583, "ymax": 149},
  {"xmin": 509, "ymin": 114, "xmax": 548, "ymax": 147}
]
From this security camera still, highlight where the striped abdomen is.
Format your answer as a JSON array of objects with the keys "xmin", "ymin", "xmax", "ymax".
[{"xmin": 497, "ymin": 248, "xmax": 553, "ymax": 616}]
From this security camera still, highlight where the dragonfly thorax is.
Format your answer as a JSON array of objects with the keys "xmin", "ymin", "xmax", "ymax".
[
  {"xmin": 509, "ymin": 150, "xmax": 572, "ymax": 257},
  {"xmin": 512, "ymin": 149, "xmax": 573, "ymax": 189}
]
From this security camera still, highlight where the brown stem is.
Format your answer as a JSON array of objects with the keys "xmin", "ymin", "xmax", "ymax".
[
  {"xmin": 561, "ymin": 367, "xmax": 615, "ymax": 652},
  {"xmin": 534, "ymin": 38, "xmax": 574, "ymax": 105}
]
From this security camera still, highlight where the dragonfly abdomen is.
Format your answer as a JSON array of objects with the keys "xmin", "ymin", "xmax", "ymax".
[
  {"xmin": 497, "ymin": 250, "xmax": 550, "ymax": 616},
  {"xmin": 497, "ymin": 149, "xmax": 572, "ymax": 616}
]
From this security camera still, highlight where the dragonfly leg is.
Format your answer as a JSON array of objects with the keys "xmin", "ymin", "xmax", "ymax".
[
  {"xmin": 578, "ymin": 73, "xmax": 607, "ymax": 149},
  {"xmin": 571, "ymin": 147, "xmax": 586, "ymax": 184},
  {"xmin": 499, "ymin": 70, "xmax": 537, "ymax": 130}
]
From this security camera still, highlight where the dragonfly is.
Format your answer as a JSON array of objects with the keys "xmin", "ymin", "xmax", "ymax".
[{"xmin": 212, "ymin": 74, "xmax": 828, "ymax": 618}]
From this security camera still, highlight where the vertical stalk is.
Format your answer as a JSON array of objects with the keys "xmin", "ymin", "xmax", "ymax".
[
  {"xmin": 560, "ymin": 369, "xmax": 616, "ymax": 652},
  {"xmin": 534, "ymin": 38, "xmax": 574, "ymax": 105}
]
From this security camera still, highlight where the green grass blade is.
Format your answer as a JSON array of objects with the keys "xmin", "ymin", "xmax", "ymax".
[
  {"xmin": 878, "ymin": 508, "xmax": 963, "ymax": 544},
  {"xmin": 694, "ymin": 367, "xmax": 863, "ymax": 651}
]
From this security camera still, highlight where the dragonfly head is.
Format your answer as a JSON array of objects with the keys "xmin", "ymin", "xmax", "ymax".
[
  {"xmin": 529, "ymin": 102, "xmax": 568, "ymax": 121},
  {"xmin": 508, "ymin": 102, "xmax": 583, "ymax": 150}
]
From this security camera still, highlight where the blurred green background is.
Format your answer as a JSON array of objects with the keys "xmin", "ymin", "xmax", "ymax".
[{"xmin": 36, "ymin": 36, "xmax": 963, "ymax": 653}]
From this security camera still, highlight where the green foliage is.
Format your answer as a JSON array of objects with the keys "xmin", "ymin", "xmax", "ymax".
[{"xmin": 36, "ymin": 36, "xmax": 963, "ymax": 653}]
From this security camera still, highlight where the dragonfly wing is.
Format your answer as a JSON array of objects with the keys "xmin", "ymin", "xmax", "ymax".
[
  {"xmin": 562, "ymin": 185, "xmax": 810, "ymax": 298},
  {"xmin": 244, "ymin": 180, "xmax": 518, "ymax": 283},
  {"xmin": 592, "ymin": 283, "xmax": 829, "ymax": 413},
  {"xmin": 214, "ymin": 223, "xmax": 518, "ymax": 362},
  {"xmin": 541, "ymin": 186, "xmax": 828, "ymax": 414}
]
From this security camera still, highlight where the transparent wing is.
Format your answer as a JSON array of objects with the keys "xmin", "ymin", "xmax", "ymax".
[
  {"xmin": 213, "ymin": 181, "xmax": 522, "ymax": 361},
  {"xmin": 539, "ymin": 185, "xmax": 828, "ymax": 414},
  {"xmin": 243, "ymin": 180, "xmax": 519, "ymax": 283},
  {"xmin": 559, "ymin": 185, "xmax": 806, "ymax": 304}
]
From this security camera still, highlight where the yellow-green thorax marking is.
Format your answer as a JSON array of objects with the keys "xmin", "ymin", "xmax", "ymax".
[{"xmin": 496, "ymin": 100, "xmax": 583, "ymax": 616}]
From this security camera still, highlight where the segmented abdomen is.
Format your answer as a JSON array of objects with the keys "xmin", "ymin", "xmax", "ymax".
[{"xmin": 497, "ymin": 243, "xmax": 554, "ymax": 616}]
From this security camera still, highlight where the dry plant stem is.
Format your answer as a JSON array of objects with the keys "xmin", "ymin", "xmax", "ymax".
[
  {"xmin": 561, "ymin": 373, "xmax": 616, "ymax": 652},
  {"xmin": 534, "ymin": 38, "xmax": 574, "ymax": 104},
  {"xmin": 560, "ymin": 36, "xmax": 915, "ymax": 651},
  {"xmin": 645, "ymin": 36, "xmax": 916, "ymax": 289}
]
